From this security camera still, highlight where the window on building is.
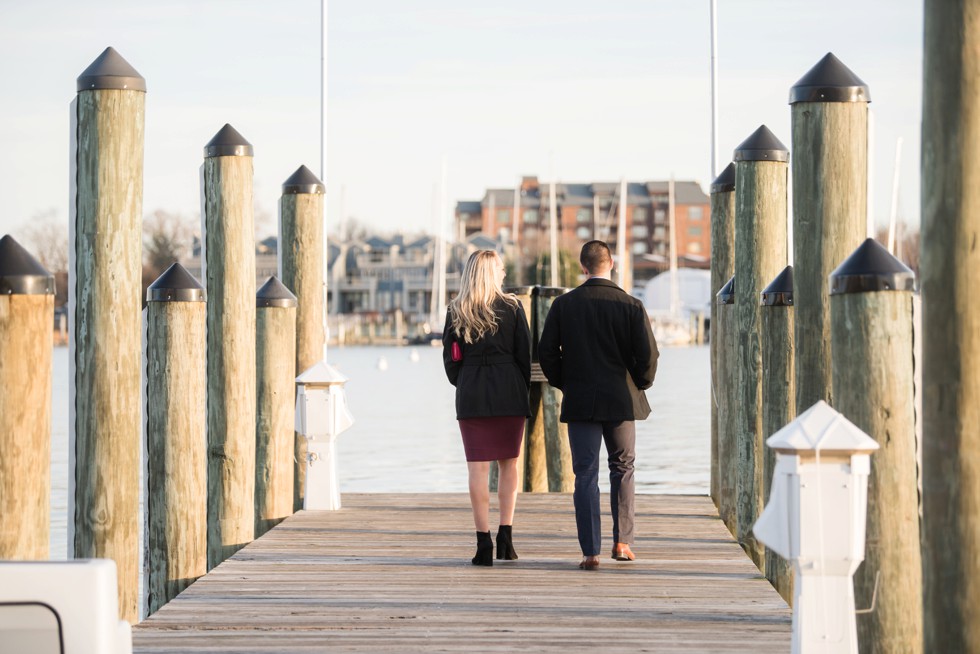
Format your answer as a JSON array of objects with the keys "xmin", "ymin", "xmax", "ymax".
[
  {"xmin": 497, "ymin": 209, "xmax": 511, "ymax": 224},
  {"xmin": 688, "ymin": 206, "xmax": 703, "ymax": 220},
  {"xmin": 576, "ymin": 208, "xmax": 592, "ymax": 224},
  {"xmin": 633, "ymin": 207, "xmax": 648, "ymax": 223},
  {"xmin": 687, "ymin": 242, "xmax": 702, "ymax": 254},
  {"xmin": 523, "ymin": 210, "xmax": 539, "ymax": 224},
  {"xmin": 576, "ymin": 226, "xmax": 592, "ymax": 240},
  {"xmin": 632, "ymin": 241, "xmax": 648, "ymax": 255},
  {"xmin": 653, "ymin": 225, "xmax": 665, "ymax": 240},
  {"xmin": 688, "ymin": 226, "xmax": 702, "ymax": 237},
  {"xmin": 632, "ymin": 224, "xmax": 649, "ymax": 239},
  {"xmin": 654, "ymin": 209, "xmax": 666, "ymax": 223}
]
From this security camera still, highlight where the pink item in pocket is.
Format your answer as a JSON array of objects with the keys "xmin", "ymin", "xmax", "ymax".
[{"xmin": 451, "ymin": 341, "xmax": 462, "ymax": 362}]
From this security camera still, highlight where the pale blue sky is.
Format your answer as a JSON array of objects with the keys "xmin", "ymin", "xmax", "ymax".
[{"xmin": 0, "ymin": 0, "xmax": 922, "ymax": 246}]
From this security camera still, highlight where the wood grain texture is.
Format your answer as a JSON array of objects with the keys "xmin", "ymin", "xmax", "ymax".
[
  {"xmin": 710, "ymin": 189, "xmax": 735, "ymax": 508},
  {"xmin": 832, "ymin": 291, "xmax": 921, "ymax": 653},
  {"xmin": 791, "ymin": 101, "xmax": 867, "ymax": 416},
  {"xmin": 203, "ymin": 154, "xmax": 257, "ymax": 570},
  {"xmin": 132, "ymin": 493, "xmax": 791, "ymax": 653},
  {"xmin": 0, "ymin": 295, "xmax": 53, "ymax": 560},
  {"xmin": 716, "ymin": 303, "xmax": 737, "ymax": 535},
  {"xmin": 279, "ymin": 193, "xmax": 324, "ymax": 512},
  {"xmin": 733, "ymin": 161, "xmax": 787, "ymax": 570},
  {"xmin": 760, "ymin": 305, "xmax": 794, "ymax": 603},
  {"xmin": 921, "ymin": 2, "xmax": 980, "ymax": 650},
  {"xmin": 536, "ymin": 293, "xmax": 573, "ymax": 493},
  {"xmin": 145, "ymin": 301, "xmax": 207, "ymax": 616},
  {"xmin": 255, "ymin": 305, "xmax": 297, "ymax": 537},
  {"xmin": 73, "ymin": 87, "xmax": 144, "ymax": 623}
]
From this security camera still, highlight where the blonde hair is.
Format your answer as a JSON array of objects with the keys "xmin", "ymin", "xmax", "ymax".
[{"xmin": 449, "ymin": 250, "xmax": 517, "ymax": 344}]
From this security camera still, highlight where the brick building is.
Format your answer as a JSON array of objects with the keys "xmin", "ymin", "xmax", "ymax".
[{"xmin": 456, "ymin": 176, "xmax": 710, "ymax": 281}]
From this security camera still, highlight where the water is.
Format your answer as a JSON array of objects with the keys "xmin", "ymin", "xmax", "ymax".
[{"xmin": 48, "ymin": 344, "xmax": 709, "ymax": 559}]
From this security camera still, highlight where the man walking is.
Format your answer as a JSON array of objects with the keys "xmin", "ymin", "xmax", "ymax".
[{"xmin": 538, "ymin": 240, "xmax": 659, "ymax": 570}]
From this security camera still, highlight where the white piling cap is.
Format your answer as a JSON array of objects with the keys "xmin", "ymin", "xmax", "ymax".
[
  {"xmin": 296, "ymin": 360, "xmax": 348, "ymax": 386},
  {"xmin": 766, "ymin": 400, "xmax": 879, "ymax": 455}
]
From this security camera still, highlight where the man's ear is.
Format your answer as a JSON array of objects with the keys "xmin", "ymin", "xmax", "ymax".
[{"xmin": 580, "ymin": 265, "xmax": 590, "ymax": 275}]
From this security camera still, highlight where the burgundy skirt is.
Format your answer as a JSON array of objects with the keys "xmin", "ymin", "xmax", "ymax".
[{"xmin": 458, "ymin": 416, "xmax": 526, "ymax": 462}]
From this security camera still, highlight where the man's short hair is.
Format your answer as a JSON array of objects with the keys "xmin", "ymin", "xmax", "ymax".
[{"xmin": 580, "ymin": 240, "xmax": 612, "ymax": 274}]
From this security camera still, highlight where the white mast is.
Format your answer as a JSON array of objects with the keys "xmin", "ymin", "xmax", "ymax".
[
  {"xmin": 668, "ymin": 176, "xmax": 679, "ymax": 317},
  {"xmin": 887, "ymin": 137, "xmax": 904, "ymax": 254},
  {"xmin": 437, "ymin": 155, "xmax": 449, "ymax": 322},
  {"xmin": 548, "ymin": 159, "xmax": 559, "ymax": 287},
  {"xmin": 617, "ymin": 177, "xmax": 628, "ymax": 289},
  {"xmin": 709, "ymin": 0, "xmax": 719, "ymax": 179},
  {"xmin": 320, "ymin": 0, "xmax": 329, "ymax": 358},
  {"xmin": 512, "ymin": 182, "xmax": 521, "ymax": 284}
]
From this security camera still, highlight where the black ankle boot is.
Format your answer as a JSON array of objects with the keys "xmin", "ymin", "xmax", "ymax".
[
  {"xmin": 496, "ymin": 525, "xmax": 518, "ymax": 560},
  {"xmin": 472, "ymin": 531, "xmax": 493, "ymax": 566}
]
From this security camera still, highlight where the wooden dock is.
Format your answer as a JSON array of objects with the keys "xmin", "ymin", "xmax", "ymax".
[{"xmin": 132, "ymin": 493, "xmax": 790, "ymax": 652}]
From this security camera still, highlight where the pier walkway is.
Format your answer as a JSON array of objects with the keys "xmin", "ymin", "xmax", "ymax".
[{"xmin": 132, "ymin": 493, "xmax": 790, "ymax": 652}]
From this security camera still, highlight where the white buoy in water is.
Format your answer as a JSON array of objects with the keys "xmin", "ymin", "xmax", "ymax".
[
  {"xmin": 376, "ymin": 356, "xmax": 388, "ymax": 371},
  {"xmin": 409, "ymin": 349, "xmax": 420, "ymax": 363}
]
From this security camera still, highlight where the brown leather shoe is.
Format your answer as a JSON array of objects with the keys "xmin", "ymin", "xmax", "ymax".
[
  {"xmin": 611, "ymin": 543, "xmax": 636, "ymax": 561},
  {"xmin": 578, "ymin": 555, "xmax": 600, "ymax": 570}
]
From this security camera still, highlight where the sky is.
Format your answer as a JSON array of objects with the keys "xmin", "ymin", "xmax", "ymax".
[{"xmin": 0, "ymin": 0, "xmax": 923, "ymax": 248}]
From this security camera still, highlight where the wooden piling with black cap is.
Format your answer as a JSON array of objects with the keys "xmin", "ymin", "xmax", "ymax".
[
  {"xmin": 144, "ymin": 263, "xmax": 206, "ymax": 616},
  {"xmin": 279, "ymin": 165, "xmax": 325, "ymax": 511},
  {"xmin": 715, "ymin": 274, "xmax": 736, "ymax": 534},
  {"xmin": 536, "ymin": 287, "xmax": 573, "ymax": 492},
  {"xmin": 202, "ymin": 124, "xmax": 257, "ymax": 570},
  {"xmin": 789, "ymin": 53, "xmax": 870, "ymax": 418},
  {"xmin": 760, "ymin": 265, "xmax": 794, "ymax": 603},
  {"xmin": 0, "ymin": 236, "xmax": 54, "ymax": 561},
  {"xmin": 709, "ymin": 163, "xmax": 736, "ymax": 509},
  {"xmin": 71, "ymin": 47, "xmax": 145, "ymax": 623},
  {"xmin": 733, "ymin": 126, "xmax": 788, "ymax": 570},
  {"xmin": 831, "ymin": 238, "xmax": 922, "ymax": 653},
  {"xmin": 255, "ymin": 277, "xmax": 297, "ymax": 538}
]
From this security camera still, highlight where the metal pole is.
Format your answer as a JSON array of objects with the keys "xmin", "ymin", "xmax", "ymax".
[
  {"xmin": 321, "ymin": 0, "xmax": 329, "ymax": 359},
  {"xmin": 549, "ymin": 157, "xmax": 559, "ymax": 288},
  {"xmin": 709, "ymin": 0, "xmax": 719, "ymax": 179}
]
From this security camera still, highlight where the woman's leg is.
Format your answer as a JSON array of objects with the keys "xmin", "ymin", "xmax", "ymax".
[
  {"xmin": 467, "ymin": 461, "xmax": 491, "ymax": 532},
  {"xmin": 496, "ymin": 457, "xmax": 520, "ymax": 525}
]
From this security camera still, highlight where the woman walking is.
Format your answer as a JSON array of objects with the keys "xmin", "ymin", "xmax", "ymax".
[{"xmin": 443, "ymin": 250, "xmax": 531, "ymax": 566}]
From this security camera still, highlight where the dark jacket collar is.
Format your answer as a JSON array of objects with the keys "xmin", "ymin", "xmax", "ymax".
[{"xmin": 581, "ymin": 277, "xmax": 622, "ymax": 290}]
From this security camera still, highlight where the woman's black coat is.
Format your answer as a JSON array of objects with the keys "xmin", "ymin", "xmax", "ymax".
[{"xmin": 442, "ymin": 298, "xmax": 532, "ymax": 419}]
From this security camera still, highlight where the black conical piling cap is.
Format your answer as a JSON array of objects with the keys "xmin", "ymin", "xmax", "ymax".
[
  {"xmin": 717, "ymin": 274, "xmax": 735, "ymax": 305},
  {"xmin": 282, "ymin": 165, "xmax": 325, "ymax": 195},
  {"xmin": 537, "ymin": 287, "xmax": 567, "ymax": 298},
  {"xmin": 77, "ymin": 47, "xmax": 146, "ymax": 92},
  {"xmin": 204, "ymin": 124, "xmax": 254, "ymax": 158},
  {"xmin": 0, "ymin": 235, "xmax": 55, "ymax": 295},
  {"xmin": 147, "ymin": 262, "xmax": 205, "ymax": 302},
  {"xmin": 761, "ymin": 265, "xmax": 794, "ymax": 306},
  {"xmin": 710, "ymin": 163, "xmax": 736, "ymax": 194},
  {"xmin": 829, "ymin": 238, "xmax": 915, "ymax": 295},
  {"xmin": 734, "ymin": 125, "xmax": 789, "ymax": 163},
  {"xmin": 789, "ymin": 52, "xmax": 871, "ymax": 104},
  {"xmin": 257, "ymin": 276, "xmax": 297, "ymax": 308}
]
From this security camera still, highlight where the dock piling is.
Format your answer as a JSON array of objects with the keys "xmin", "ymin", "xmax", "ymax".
[
  {"xmin": 0, "ymin": 236, "xmax": 54, "ymax": 561},
  {"xmin": 830, "ymin": 238, "xmax": 922, "ymax": 652},
  {"xmin": 144, "ymin": 263, "xmax": 207, "ymax": 616},
  {"xmin": 715, "ymin": 275, "xmax": 736, "ymax": 534},
  {"xmin": 202, "ymin": 124, "xmax": 257, "ymax": 569},
  {"xmin": 709, "ymin": 163, "xmax": 736, "ymax": 509},
  {"xmin": 921, "ymin": 2, "xmax": 980, "ymax": 649},
  {"xmin": 71, "ymin": 47, "xmax": 145, "ymax": 623},
  {"xmin": 279, "ymin": 166, "xmax": 326, "ymax": 512},
  {"xmin": 255, "ymin": 277, "xmax": 298, "ymax": 538}
]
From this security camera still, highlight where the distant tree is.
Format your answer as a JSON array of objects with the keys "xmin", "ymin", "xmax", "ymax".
[
  {"xmin": 332, "ymin": 216, "xmax": 370, "ymax": 242},
  {"xmin": 873, "ymin": 224, "xmax": 920, "ymax": 279},
  {"xmin": 143, "ymin": 210, "xmax": 195, "ymax": 279},
  {"xmin": 19, "ymin": 209, "xmax": 69, "ymax": 306}
]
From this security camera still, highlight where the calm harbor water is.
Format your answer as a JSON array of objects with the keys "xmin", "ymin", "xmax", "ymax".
[{"xmin": 48, "ymin": 344, "xmax": 709, "ymax": 558}]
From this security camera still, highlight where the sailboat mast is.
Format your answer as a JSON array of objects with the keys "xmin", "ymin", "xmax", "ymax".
[
  {"xmin": 512, "ymin": 183, "xmax": 521, "ymax": 285},
  {"xmin": 668, "ymin": 176, "xmax": 679, "ymax": 316},
  {"xmin": 549, "ymin": 176, "xmax": 558, "ymax": 287},
  {"xmin": 617, "ymin": 178, "xmax": 628, "ymax": 289},
  {"xmin": 437, "ymin": 156, "xmax": 449, "ymax": 321}
]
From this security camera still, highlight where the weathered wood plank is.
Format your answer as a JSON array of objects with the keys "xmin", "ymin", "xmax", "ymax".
[{"xmin": 133, "ymin": 494, "xmax": 790, "ymax": 652}]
